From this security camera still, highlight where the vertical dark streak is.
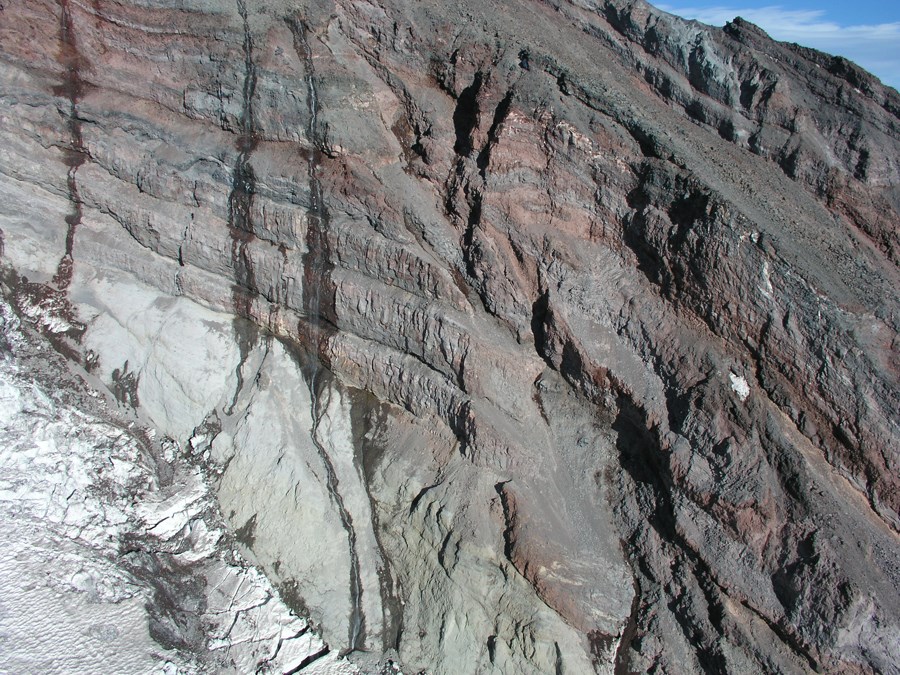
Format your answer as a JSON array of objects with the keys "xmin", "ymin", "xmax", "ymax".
[
  {"xmin": 52, "ymin": 0, "xmax": 88, "ymax": 291},
  {"xmin": 225, "ymin": 0, "xmax": 259, "ymax": 414},
  {"xmin": 309, "ymin": 380, "xmax": 366, "ymax": 654},
  {"xmin": 351, "ymin": 394, "xmax": 403, "ymax": 652},
  {"xmin": 285, "ymin": 16, "xmax": 337, "ymax": 351},
  {"xmin": 285, "ymin": 16, "xmax": 365, "ymax": 653}
]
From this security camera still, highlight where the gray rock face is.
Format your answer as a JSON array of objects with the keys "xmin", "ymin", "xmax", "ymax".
[
  {"xmin": 0, "ymin": 296, "xmax": 352, "ymax": 674},
  {"xmin": 0, "ymin": 0, "xmax": 898, "ymax": 672}
]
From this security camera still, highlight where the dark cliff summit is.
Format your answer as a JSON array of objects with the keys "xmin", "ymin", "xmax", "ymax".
[{"xmin": 0, "ymin": 0, "xmax": 898, "ymax": 672}]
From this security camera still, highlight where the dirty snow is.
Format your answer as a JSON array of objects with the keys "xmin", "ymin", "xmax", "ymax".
[{"xmin": 0, "ymin": 297, "xmax": 357, "ymax": 674}]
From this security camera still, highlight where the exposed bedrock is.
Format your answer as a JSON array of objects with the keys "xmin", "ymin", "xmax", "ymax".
[{"xmin": 0, "ymin": 0, "xmax": 897, "ymax": 672}]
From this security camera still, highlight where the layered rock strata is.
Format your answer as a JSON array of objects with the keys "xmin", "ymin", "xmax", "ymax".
[{"xmin": 0, "ymin": 0, "xmax": 898, "ymax": 672}]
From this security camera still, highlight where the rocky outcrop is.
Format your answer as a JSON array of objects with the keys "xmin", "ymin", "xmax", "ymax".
[{"xmin": 0, "ymin": 0, "xmax": 897, "ymax": 672}]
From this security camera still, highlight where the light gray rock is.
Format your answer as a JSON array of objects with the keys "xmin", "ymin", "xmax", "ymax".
[{"xmin": 0, "ymin": 0, "xmax": 898, "ymax": 672}]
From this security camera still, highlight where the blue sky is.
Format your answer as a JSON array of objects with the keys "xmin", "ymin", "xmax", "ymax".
[{"xmin": 656, "ymin": 2, "xmax": 900, "ymax": 89}]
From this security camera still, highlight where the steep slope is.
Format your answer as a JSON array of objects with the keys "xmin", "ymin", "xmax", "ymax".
[
  {"xmin": 0, "ymin": 296, "xmax": 352, "ymax": 673},
  {"xmin": 0, "ymin": 0, "xmax": 897, "ymax": 672}
]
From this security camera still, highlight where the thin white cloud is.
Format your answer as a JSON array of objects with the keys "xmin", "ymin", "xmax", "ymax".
[{"xmin": 656, "ymin": 4, "xmax": 900, "ymax": 89}]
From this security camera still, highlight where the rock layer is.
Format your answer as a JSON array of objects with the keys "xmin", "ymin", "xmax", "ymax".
[{"xmin": 0, "ymin": 0, "xmax": 898, "ymax": 672}]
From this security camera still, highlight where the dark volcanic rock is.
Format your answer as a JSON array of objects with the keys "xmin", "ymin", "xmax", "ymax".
[{"xmin": 0, "ymin": 0, "xmax": 897, "ymax": 672}]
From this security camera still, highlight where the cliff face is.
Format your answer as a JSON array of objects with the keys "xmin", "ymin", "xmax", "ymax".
[{"xmin": 0, "ymin": 0, "xmax": 898, "ymax": 672}]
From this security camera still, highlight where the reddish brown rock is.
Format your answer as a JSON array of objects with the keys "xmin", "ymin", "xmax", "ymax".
[{"xmin": 0, "ymin": 0, "xmax": 897, "ymax": 672}]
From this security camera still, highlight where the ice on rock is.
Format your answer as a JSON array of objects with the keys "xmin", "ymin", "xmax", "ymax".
[{"xmin": 729, "ymin": 372, "xmax": 751, "ymax": 402}]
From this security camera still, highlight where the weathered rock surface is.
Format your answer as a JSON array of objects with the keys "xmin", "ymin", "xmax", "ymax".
[
  {"xmin": 0, "ymin": 0, "xmax": 898, "ymax": 672},
  {"xmin": 0, "ymin": 297, "xmax": 356, "ymax": 674}
]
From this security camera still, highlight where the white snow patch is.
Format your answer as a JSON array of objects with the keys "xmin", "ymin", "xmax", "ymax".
[
  {"xmin": 729, "ymin": 372, "xmax": 751, "ymax": 402},
  {"xmin": 760, "ymin": 260, "xmax": 775, "ymax": 299}
]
